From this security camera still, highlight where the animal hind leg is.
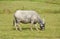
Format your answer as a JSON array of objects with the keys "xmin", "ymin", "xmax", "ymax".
[{"xmin": 15, "ymin": 20, "xmax": 20, "ymax": 31}]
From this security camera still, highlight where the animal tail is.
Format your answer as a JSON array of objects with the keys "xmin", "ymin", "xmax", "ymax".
[
  {"xmin": 13, "ymin": 15, "xmax": 16, "ymax": 26},
  {"xmin": 13, "ymin": 16, "xmax": 18, "ymax": 26}
]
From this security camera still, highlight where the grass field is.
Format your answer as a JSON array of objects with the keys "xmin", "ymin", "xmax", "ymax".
[
  {"xmin": 0, "ymin": 13, "xmax": 60, "ymax": 39},
  {"xmin": 0, "ymin": 0, "xmax": 60, "ymax": 39}
]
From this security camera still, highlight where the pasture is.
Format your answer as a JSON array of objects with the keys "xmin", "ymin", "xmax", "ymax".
[{"xmin": 0, "ymin": 0, "xmax": 60, "ymax": 39}]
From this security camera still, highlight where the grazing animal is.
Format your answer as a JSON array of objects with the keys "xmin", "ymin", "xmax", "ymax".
[{"xmin": 13, "ymin": 10, "xmax": 45, "ymax": 31}]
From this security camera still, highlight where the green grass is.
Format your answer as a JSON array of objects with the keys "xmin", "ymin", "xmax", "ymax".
[
  {"xmin": 0, "ymin": 1, "xmax": 60, "ymax": 14},
  {"xmin": 0, "ymin": 0, "xmax": 60, "ymax": 39},
  {"xmin": 0, "ymin": 13, "xmax": 60, "ymax": 39}
]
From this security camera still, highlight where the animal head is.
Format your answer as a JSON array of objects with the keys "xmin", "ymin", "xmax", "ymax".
[{"xmin": 39, "ymin": 18, "xmax": 45, "ymax": 30}]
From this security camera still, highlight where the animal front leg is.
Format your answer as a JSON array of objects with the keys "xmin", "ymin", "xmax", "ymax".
[
  {"xmin": 34, "ymin": 24, "xmax": 39, "ymax": 31},
  {"xmin": 30, "ymin": 24, "xmax": 33, "ymax": 31},
  {"xmin": 30, "ymin": 21, "xmax": 34, "ymax": 31}
]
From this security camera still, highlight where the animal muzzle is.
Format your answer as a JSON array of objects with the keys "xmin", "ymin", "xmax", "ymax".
[{"xmin": 40, "ymin": 24, "xmax": 45, "ymax": 30}]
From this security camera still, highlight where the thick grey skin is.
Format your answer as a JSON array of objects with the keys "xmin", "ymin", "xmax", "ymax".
[{"xmin": 13, "ymin": 10, "xmax": 45, "ymax": 31}]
